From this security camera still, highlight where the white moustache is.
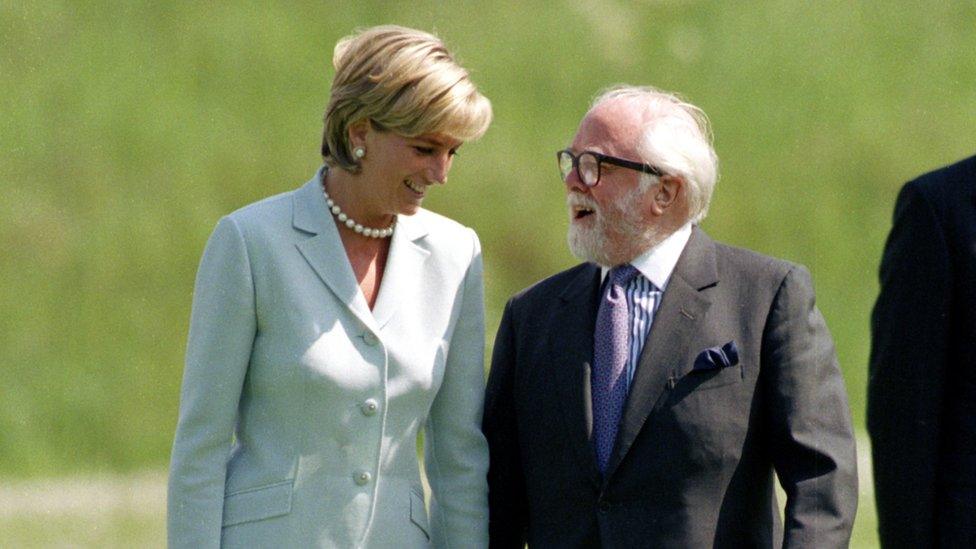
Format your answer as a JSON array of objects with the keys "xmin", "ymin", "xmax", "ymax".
[{"xmin": 566, "ymin": 194, "xmax": 599, "ymax": 210}]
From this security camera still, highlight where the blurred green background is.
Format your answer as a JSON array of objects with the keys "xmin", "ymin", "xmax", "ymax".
[{"xmin": 2, "ymin": 0, "xmax": 974, "ymax": 545}]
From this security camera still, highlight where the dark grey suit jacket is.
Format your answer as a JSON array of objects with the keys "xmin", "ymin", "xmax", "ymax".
[
  {"xmin": 484, "ymin": 227, "xmax": 857, "ymax": 548},
  {"xmin": 868, "ymin": 154, "xmax": 976, "ymax": 548}
]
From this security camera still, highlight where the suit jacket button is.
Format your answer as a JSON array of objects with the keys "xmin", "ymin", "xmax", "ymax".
[
  {"xmin": 361, "ymin": 399, "xmax": 379, "ymax": 416},
  {"xmin": 354, "ymin": 470, "xmax": 372, "ymax": 485},
  {"xmin": 598, "ymin": 500, "xmax": 610, "ymax": 513},
  {"xmin": 363, "ymin": 332, "xmax": 379, "ymax": 346}
]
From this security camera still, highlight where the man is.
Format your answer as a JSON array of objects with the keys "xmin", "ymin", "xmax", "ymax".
[
  {"xmin": 868, "ymin": 155, "xmax": 976, "ymax": 547},
  {"xmin": 483, "ymin": 86, "xmax": 858, "ymax": 547}
]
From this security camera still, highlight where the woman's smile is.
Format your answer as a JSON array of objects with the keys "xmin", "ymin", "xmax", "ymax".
[{"xmin": 404, "ymin": 179, "xmax": 427, "ymax": 196}]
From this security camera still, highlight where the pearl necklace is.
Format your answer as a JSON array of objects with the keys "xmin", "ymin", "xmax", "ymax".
[{"xmin": 321, "ymin": 183, "xmax": 396, "ymax": 239}]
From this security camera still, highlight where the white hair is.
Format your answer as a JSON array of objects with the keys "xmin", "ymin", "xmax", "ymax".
[{"xmin": 590, "ymin": 85, "xmax": 719, "ymax": 223}]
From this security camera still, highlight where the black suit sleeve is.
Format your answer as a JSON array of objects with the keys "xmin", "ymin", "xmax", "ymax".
[
  {"xmin": 483, "ymin": 298, "xmax": 529, "ymax": 548},
  {"xmin": 868, "ymin": 181, "xmax": 950, "ymax": 548},
  {"xmin": 762, "ymin": 266, "xmax": 859, "ymax": 548}
]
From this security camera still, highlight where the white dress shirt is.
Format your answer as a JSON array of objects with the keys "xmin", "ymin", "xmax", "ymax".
[{"xmin": 600, "ymin": 222, "xmax": 693, "ymax": 388}]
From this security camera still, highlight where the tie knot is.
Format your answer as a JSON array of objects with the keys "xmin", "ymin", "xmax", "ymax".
[{"xmin": 610, "ymin": 264, "xmax": 639, "ymax": 286}]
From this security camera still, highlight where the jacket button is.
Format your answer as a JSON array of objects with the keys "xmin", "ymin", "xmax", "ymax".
[
  {"xmin": 598, "ymin": 500, "xmax": 610, "ymax": 513},
  {"xmin": 363, "ymin": 332, "xmax": 379, "ymax": 346},
  {"xmin": 361, "ymin": 399, "xmax": 379, "ymax": 416},
  {"xmin": 354, "ymin": 471, "xmax": 372, "ymax": 485}
]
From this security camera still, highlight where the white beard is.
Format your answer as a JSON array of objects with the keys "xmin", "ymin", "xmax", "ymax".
[{"xmin": 567, "ymin": 186, "xmax": 666, "ymax": 267}]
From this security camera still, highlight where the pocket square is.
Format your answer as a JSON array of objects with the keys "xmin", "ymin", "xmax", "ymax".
[{"xmin": 693, "ymin": 341, "xmax": 739, "ymax": 371}]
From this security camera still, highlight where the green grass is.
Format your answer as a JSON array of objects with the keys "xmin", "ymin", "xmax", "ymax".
[
  {"xmin": 0, "ymin": 470, "xmax": 166, "ymax": 547},
  {"xmin": 852, "ymin": 495, "xmax": 880, "ymax": 549},
  {"xmin": 0, "ymin": 513, "xmax": 164, "ymax": 548},
  {"xmin": 1, "ymin": 433, "xmax": 881, "ymax": 546},
  {"xmin": 0, "ymin": 433, "xmax": 878, "ymax": 549},
  {"xmin": 2, "ymin": 0, "xmax": 973, "ymax": 512}
]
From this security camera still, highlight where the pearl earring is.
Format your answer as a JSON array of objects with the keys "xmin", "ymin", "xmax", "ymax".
[{"xmin": 354, "ymin": 147, "xmax": 366, "ymax": 159}]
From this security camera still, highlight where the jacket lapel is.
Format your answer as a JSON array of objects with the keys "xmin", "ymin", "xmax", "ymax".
[
  {"xmin": 292, "ymin": 171, "xmax": 379, "ymax": 333},
  {"xmin": 605, "ymin": 227, "xmax": 719, "ymax": 479},
  {"xmin": 371, "ymin": 214, "xmax": 430, "ymax": 329},
  {"xmin": 550, "ymin": 263, "xmax": 604, "ymax": 487}
]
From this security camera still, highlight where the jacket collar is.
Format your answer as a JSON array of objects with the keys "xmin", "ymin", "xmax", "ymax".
[
  {"xmin": 293, "ymin": 167, "xmax": 431, "ymax": 332},
  {"xmin": 604, "ymin": 226, "xmax": 719, "ymax": 479}
]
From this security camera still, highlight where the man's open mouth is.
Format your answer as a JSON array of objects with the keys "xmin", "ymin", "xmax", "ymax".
[{"xmin": 572, "ymin": 206, "xmax": 595, "ymax": 220}]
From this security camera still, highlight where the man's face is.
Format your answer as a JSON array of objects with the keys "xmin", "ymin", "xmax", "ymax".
[{"xmin": 565, "ymin": 99, "xmax": 663, "ymax": 267}]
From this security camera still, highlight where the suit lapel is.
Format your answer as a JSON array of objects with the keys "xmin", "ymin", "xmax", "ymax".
[
  {"xmin": 605, "ymin": 228, "xmax": 719, "ymax": 478},
  {"xmin": 371, "ymin": 214, "xmax": 430, "ymax": 329},
  {"xmin": 292, "ymin": 171, "xmax": 379, "ymax": 333},
  {"xmin": 550, "ymin": 264, "xmax": 603, "ymax": 486}
]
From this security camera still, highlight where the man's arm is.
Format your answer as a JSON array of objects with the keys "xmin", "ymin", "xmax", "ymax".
[
  {"xmin": 483, "ymin": 299, "xmax": 529, "ymax": 548},
  {"xmin": 761, "ymin": 266, "xmax": 858, "ymax": 548},
  {"xmin": 867, "ymin": 181, "xmax": 950, "ymax": 547}
]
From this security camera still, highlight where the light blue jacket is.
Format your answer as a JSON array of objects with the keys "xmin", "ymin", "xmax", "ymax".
[{"xmin": 168, "ymin": 168, "xmax": 489, "ymax": 548}]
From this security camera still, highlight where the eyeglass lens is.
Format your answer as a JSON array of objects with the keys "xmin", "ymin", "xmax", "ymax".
[{"xmin": 559, "ymin": 151, "xmax": 600, "ymax": 186}]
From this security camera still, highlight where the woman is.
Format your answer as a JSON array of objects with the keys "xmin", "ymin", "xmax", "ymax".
[{"xmin": 168, "ymin": 26, "xmax": 492, "ymax": 548}]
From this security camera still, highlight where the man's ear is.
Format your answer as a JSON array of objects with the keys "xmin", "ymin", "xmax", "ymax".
[
  {"xmin": 347, "ymin": 118, "xmax": 370, "ymax": 150},
  {"xmin": 650, "ymin": 175, "xmax": 683, "ymax": 215}
]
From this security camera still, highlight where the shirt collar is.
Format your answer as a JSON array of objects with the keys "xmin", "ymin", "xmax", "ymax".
[{"xmin": 600, "ymin": 222, "xmax": 693, "ymax": 291}]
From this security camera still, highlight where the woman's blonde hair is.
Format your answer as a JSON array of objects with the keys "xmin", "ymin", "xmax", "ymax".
[{"xmin": 322, "ymin": 25, "xmax": 492, "ymax": 172}]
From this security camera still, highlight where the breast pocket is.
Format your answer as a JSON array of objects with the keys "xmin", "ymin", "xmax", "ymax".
[
  {"xmin": 221, "ymin": 479, "xmax": 294, "ymax": 527},
  {"xmin": 662, "ymin": 363, "xmax": 750, "ymax": 469},
  {"xmin": 682, "ymin": 363, "xmax": 743, "ymax": 392}
]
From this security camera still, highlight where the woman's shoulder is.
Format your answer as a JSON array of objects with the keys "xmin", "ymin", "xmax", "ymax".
[
  {"xmin": 221, "ymin": 175, "xmax": 323, "ymax": 238},
  {"xmin": 205, "ymin": 180, "xmax": 318, "ymax": 254},
  {"xmin": 411, "ymin": 207, "xmax": 472, "ymax": 232},
  {"xmin": 407, "ymin": 208, "xmax": 479, "ymax": 247},
  {"xmin": 224, "ymin": 189, "xmax": 296, "ymax": 228},
  {"xmin": 401, "ymin": 209, "xmax": 482, "ymax": 274}
]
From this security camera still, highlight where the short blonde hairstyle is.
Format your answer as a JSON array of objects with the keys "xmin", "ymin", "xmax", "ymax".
[{"xmin": 322, "ymin": 25, "xmax": 493, "ymax": 172}]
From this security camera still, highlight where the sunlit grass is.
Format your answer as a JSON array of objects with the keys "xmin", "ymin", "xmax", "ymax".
[
  {"xmin": 0, "ymin": 513, "xmax": 164, "ymax": 548},
  {"xmin": 1, "ymin": 435, "xmax": 881, "ymax": 547},
  {"xmin": 0, "ymin": 471, "xmax": 165, "ymax": 547},
  {"xmin": 2, "ymin": 4, "xmax": 973, "ymax": 533}
]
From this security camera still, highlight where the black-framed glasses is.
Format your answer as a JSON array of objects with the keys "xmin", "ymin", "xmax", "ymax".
[{"xmin": 557, "ymin": 149, "xmax": 663, "ymax": 187}]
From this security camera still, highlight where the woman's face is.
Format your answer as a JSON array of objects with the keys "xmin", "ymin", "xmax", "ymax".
[{"xmin": 357, "ymin": 124, "xmax": 463, "ymax": 217}]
